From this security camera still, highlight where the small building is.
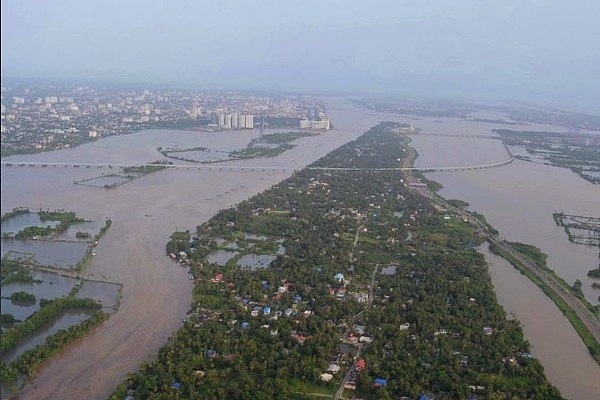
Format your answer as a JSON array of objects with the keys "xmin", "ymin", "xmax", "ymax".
[
  {"xmin": 320, "ymin": 373, "xmax": 334, "ymax": 382},
  {"xmin": 355, "ymin": 358, "xmax": 366, "ymax": 371},
  {"xmin": 374, "ymin": 378, "xmax": 387, "ymax": 387}
]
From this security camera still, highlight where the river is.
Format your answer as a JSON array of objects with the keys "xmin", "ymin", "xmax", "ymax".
[
  {"xmin": 0, "ymin": 99, "xmax": 380, "ymax": 400},
  {"xmin": 387, "ymin": 111, "xmax": 600, "ymax": 400},
  {"xmin": 1, "ymin": 99, "xmax": 598, "ymax": 399}
]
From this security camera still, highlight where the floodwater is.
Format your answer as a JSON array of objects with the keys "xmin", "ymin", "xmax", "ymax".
[
  {"xmin": 482, "ymin": 245, "xmax": 600, "ymax": 399},
  {"xmin": 0, "ymin": 213, "xmax": 60, "ymax": 235},
  {"xmin": 1, "ymin": 239, "xmax": 88, "ymax": 268},
  {"xmin": 53, "ymin": 220, "xmax": 105, "ymax": 242},
  {"xmin": 0, "ymin": 98, "xmax": 376, "ymax": 400},
  {"xmin": 1, "ymin": 98, "xmax": 597, "ymax": 399},
  {"xmin": 1, "ymin": 271, "xmax": 79, "ymax": 320},
  {"xmin": 206, "ymin": 249, "xmax": 238, "ymax": 266},
  {"xmin": 76, "ymin": 280, "xmax": 121, "ymax": 312},
  {"xmin": 395, "ymin": 112, "xmax": 600, "ymax": 400},
  {"xmin": 1, "ymin": 310, "xmax": 93, "ymax": 364}
]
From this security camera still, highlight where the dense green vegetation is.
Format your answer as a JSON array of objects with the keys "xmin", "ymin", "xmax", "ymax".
[
  {"xmin": 447, "ymin": 199, "xmax": 469, "ymax": 209},
  {"xmin": 0, "ymin": 257, "xmax": 40, "ymax": 285},
  {"xmin": 76, "ymin": 231, "xmax": 91, "ymax": 239},
  {"xmin": 0, "ymin": 314, "xmax": 16, "ymax": 324},
  {"xmin": 122, "ymin": 160, "xmax": 170, "ymax": 175},
  {"xmin": 588, "ymin": 268, "xmax": 600, "ymax": 279},
  {"xmin": 506, "ymin": 242, "xmax": 547, "ymax": 267},
  {"xmin": 9, "ymin": 291, "xmax": 36, "ymax": 304},
  {"xmin": 112, "ymin": 122, "xmax": 562, "ymax": 400}
]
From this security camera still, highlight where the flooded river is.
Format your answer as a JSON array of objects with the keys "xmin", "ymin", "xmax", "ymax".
[
  {"xmin": 1, "ymin": 99, "xmax": 598, "ymax": 399},
  {"xmin": 0, "ymin": 99, "xmax": 379, "ymax": 400},
  {"xmin": 393, "ymin": 113, "xmax": 600, "ymax": 400}
]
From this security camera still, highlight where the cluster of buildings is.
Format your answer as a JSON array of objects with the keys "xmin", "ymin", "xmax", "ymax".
[
  {"xmin": 217, "ymin": 113, "xmax": 254, "ymax": 129},
  {"xmin": 0, "ymin": 81, "xmax": 331, "ymax": 155},
  {"xmin": 300, "ymin": 118, "xmax": 331, "ymax": 130}
]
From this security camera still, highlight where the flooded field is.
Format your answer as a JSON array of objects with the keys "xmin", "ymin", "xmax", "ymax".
[
  {"xmin": 0, "ymin": 213, "xmax": 59, "ymax": 235},
  {"xmin": 76, "ymin": 280, "xmax": 121, "ymax": 312},
  {"xmin": 75, "ymin": 173, "xmax": 135, "ymax": 188},
  {"xmin": 53, "ymin": 220, "xmax": 105, "ymax": 242},
  {"xmin": 236, "ymin": 253, "xmax": 277, "ymax": 270},
  {"xmin": 1, "ymin": 271, "xmax": 79, "ymax": 320},
  {"xmin": 1, "ymin": 310, "xmax": 94, "ymax": 364},
  {"xmin": 1, "ymin": 239, "xmax": 89, "ymax": 268},
  {"xmin": 206, "ymin": 250, "xmax": 238, "ymax": 266}
]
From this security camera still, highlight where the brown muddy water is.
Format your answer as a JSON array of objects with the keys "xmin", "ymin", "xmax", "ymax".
[
  {"xmin": 1, "ymin": 99, "xmax": 598, "ymax": 399},
  {"xmin": 396, "ymin": 113, "xmax": 600, "ymax": 400},
  {"xmin": 0, "ymin": 99, "xmax": 379, "ymax": 400}
]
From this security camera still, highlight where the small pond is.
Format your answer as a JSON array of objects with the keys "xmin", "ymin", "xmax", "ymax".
[{"xmin": 206, "ymin": 250, "xmax": 238, "ymax": 266}]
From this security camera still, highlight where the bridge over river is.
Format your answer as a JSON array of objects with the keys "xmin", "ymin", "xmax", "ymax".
[{"xmin": 0, "ymin": 155, "xmax": 514, "ymax": 174}]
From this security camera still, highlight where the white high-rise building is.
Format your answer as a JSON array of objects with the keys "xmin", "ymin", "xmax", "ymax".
[
  {"xmin": 245, "ymin": 114, "xmax": 254, "ymax": 128},
  {"xmin": 217, "ymin": 113, "xmax": 254, "ymax": 129}
]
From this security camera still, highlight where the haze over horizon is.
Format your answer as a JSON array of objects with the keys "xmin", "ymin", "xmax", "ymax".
[{"xmin": 2, "ymin": 0, "xmax": 599, "ymax": 114}]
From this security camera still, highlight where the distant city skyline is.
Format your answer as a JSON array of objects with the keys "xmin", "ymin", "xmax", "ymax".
[{"xmin": 2, "ymin": 0, "xmax": 599, "ymax": 114}]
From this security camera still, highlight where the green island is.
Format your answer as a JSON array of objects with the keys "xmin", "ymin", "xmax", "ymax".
[
  {"xmin": 493, "ymin": 129, "xmax": 600, "ymax": 184},
  {"xmin": 111, "ymin": 123, "xmax": 564, "ymax": 399},
  {"xmin": 159, "ymin": 131, "xmax": 319, "ymax": 164}
]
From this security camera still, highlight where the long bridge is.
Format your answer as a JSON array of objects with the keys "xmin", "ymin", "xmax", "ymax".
[{"xmin": 0, "ymin": 156, "xmax": 514, "ymax": 174}]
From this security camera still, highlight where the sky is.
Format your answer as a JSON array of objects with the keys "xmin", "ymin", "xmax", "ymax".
[{"xmin": 1, "ymin": 0, "xmax": 599, "ymax": 112}]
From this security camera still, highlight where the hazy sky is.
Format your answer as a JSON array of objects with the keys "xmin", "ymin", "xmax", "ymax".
[{"xmin": 2, "ymin": 0, "xmax": 599, "ymax": 111}]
